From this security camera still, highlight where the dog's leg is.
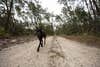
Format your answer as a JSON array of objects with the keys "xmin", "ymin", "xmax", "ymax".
[
  {"xmin": 44, "ymin": 37, "xmax": 46, "ymax": 46},
  {"xmin": 37, "ymin": 40, "xmax": 41, "ymax": 52},
  {"xmin": 41, "ymin": 39, "xmax": 43, "ymax": 47}
]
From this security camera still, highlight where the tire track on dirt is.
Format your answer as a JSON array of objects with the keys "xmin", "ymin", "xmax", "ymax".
[{"xmin": 48, "ymin": 36, "xmax": 70, "ymax": 67}]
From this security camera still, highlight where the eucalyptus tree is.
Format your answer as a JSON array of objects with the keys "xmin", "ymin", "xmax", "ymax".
[{"xmin": 57, "ymin": 0, "xmax": 100, "ymax": 35}]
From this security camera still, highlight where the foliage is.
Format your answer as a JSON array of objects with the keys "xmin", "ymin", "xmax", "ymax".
[
  {"xmin": 38, "ymin": 23, "xmax": 54, "ymax": 35},
  {"xmin": 0, "ymin": 0, "xmax": 54, "ymax": 37},
  {"xmin": 56, "ymin": 0, "xmax": 100, "ymax": 36}
]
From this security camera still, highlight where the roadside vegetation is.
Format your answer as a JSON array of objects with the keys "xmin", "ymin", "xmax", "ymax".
[
  {"xmin": 0, "ymin": 0, "xmax": 54, "ymax": 38},
  {"xmin": 56, "ymin": 0, "xmax": 100, "ymax": 36}
]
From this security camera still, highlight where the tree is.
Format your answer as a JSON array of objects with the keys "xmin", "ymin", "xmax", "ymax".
[{"xmin": 57, "ymin": 0, "xmax": 100, "ymax": 36}]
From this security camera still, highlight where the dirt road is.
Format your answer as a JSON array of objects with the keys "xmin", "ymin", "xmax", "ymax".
[{"xmin": 0, "ymin": 36, "xmax": 100, "ymax": 67}]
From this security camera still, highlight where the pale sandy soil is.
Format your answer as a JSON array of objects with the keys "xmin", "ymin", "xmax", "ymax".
[{"xmin": 0, "ymin": 36, "xmax": 100, "ymax": 67}]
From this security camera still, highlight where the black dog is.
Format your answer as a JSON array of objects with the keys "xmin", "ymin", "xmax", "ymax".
[{"xmin": 36, "ymin": 28, "xmax": 46, "ymax": 52}]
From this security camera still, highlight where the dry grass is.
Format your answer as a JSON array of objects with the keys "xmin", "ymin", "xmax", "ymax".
[
  {"xmin": 0, "ymin": 35, "xmax": 36, "ymax": 51},
  {"xmin": 64, "ymin": 35, "xmax": 100, "ymax": 48}
]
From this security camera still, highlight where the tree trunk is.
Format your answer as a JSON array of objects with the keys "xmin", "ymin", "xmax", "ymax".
[
  {"xmin": 5, "ymin": 0, "xmax": 13, "ymax": 33},
  {"xmin": 89, "ymin": 0, "xmax": 96, "ymax": 19},
  {"xmin": 92, "ymin": 0, "xmax": 100, "ymax": 15},
  {"xmin": 84, "ymin": 0, "xmax": 93, "ymax": 33}
]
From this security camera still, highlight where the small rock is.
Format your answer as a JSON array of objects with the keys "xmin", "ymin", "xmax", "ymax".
[{"xmin": 10, "ymin": 39, "xmax": 17, "ymax": 43}]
